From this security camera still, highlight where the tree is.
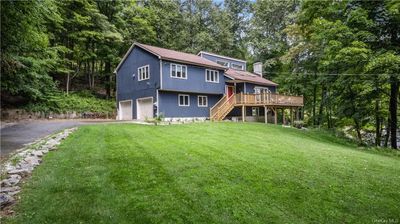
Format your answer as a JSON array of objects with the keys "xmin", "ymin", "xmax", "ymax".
[{"xmin": 1, "ymin": 0, "xmax": 59, "ymax": 104}]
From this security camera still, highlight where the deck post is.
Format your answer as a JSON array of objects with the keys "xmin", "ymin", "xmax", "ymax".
[
  {"xmin": 282, "ymin": 108, "xmax": 285, "ymax": 125},
  {"xmin": 274, "ymin": 107, "xmax": 277, "ymax": 125},
  {"xmin": 264, "ymin": 106, "xmax": 268, "ymax": 124},
  {"xmin": 290, "ymin": 107, "xmax": 293, "ymax": 126},
  {"xmin": 242, "ymin": 105, "xmax": 245, "ymax": 122}
]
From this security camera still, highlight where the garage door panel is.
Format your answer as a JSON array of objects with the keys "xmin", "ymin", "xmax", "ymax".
[
  {"xmin": 137, "ymin": 98, "xmax": 153, "ymax": 120},
  {"xmin": 119, "ymin": 101, "xmax": 132, "ymax": 120}
]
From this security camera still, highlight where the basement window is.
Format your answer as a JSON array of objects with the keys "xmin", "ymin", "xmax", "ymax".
[
  {"xmin": 198, "ymin": 96, "xmax": 208, "ymax": 107},
  {"xmin": 178, "ymin": 94, "xmax": 190, "ymax": 107}
]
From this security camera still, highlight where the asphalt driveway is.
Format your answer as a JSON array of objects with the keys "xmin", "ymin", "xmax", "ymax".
[{"xmin": 0, "ymin": 119, "xmax": 115, "ymax": 158}]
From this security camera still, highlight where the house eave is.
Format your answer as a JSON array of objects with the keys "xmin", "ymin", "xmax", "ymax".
[{"xmin": 197, "ymin": 51, "xmax": 247, "ymax": 63}]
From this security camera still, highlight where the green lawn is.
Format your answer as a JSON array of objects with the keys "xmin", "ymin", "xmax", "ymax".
[{"xmin": 6, "ymin": 123, "xmax": 400, "ymax": 223}]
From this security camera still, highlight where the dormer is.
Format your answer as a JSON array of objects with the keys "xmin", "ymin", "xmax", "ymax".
[{"xmin": 198, "ymin": 51, "xmax": 247, "ymax": 71}]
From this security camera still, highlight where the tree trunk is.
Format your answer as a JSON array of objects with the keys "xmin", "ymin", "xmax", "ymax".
[
  {"xmin": 384, "ymin": 119, "xmax": 390, "ymax": 148},
  {"xmin": 389, "ymin": 76, "xmax": 399, "ymax": 149},
  {"xmin": 105, "ymin": 60, "xmax": 112, "ymax": 99},
  {"xmin": 66, "ymin": 73, "xmax": 70, "ymax": 95},
  {"xmin": 375, "ymin": 99, "xmax": 381, "ymax": 147},
  {"xmin": 312, "ymin": 84, "xmax": 317, "ymax": 126},
  {"xmin": 354, "ymin": 118, "xmax": 363, "ymax": 144},
  {"xmin": 318, "ymin": 85, "xmax": 325, "ymax": 126}
]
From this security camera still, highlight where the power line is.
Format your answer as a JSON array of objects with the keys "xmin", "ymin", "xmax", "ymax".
[{"xmin": 262, "ymin": 72, "xmax": 400, "ymax": 76}]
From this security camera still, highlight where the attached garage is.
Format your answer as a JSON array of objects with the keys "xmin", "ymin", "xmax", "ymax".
[
  {"xmin": 119, "ymin": 100, "xmax": 133, "ymax": 120},
  {"xmin": 137, "ymin": 97, "xmax": 153, "ymax": 120}
]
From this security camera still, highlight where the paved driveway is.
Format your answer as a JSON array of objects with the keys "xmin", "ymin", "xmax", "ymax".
[{"xmin": 0, "ymin": 119, "xmax": 115, "ymax": 158}]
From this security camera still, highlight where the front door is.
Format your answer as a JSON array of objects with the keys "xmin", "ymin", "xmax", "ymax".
[{"xmin": 227, "ymin": 86, "xmax": 234, "ymax": 98}]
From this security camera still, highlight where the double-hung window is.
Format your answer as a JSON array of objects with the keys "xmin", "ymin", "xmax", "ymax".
[
  {"xmin": 205, "ymin": 69, "xmax": 219, "ymax": 83},
  {"xmin": 198, "ymin": 96, "xmax": 208, "ymax": 107},
  {"xmin": 138, "ymin": 65, "xmax": 150, "ymax": 81},
  {"xmin": 171, "ymin": 64, "xmax": 187, "ymax": 79},
  {"xmin": 178, "ymin": 94, "xmax": 190, "ymax": 106}
]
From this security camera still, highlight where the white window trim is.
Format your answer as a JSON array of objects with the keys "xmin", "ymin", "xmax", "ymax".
[
  {"xmin": 231, "ymin": 63, "xmax": 244, "ymax": 70},
  {"xmin": 216, "ymin": 60, "xmax": 230, "ymax": 67},
  {"xmin": 170, "ymin": 63, "xmax": 188, "ymax": 79},
  {"xmin": 197, "ymin": 95, "xmax": 208, "ymax": 107},
  {"xmin": 138, "ymin": 65, "xmax": 150, "ymax": 81},
  {"xmin": 178, "ymin": 94, "xmax": 190, "ymax": 107},
  {"xmin": 205, "ymin": 69, "xmax": 219, "ymax": 83}
]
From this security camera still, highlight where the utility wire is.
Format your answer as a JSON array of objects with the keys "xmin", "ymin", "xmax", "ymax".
[
  {"xmin": 263, "ymin": 72, "xmax": 400, "ymax": 77},
  {"xmin": 261, "ymin": 72, "xmax": 400, "ymax": 76}
]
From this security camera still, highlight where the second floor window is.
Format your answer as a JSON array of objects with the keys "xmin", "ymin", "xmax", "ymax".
[
  {"xmin": 138, "ymin": 65, "xmax": 150, "ymax": 81},
  {"xmin": 171, "ymin": 64, "xmax": 187, "ymax": 79},
  {"xmin": 231, "ymin": 63, "xmax": 244, "ymax": 70},
  {"xmin": 206, "ymin": 69, "xmax": 219, "ymax": 83},
  {"xmin": 216, "ymin": 60, "xmax": 229, "ymax": 67}
]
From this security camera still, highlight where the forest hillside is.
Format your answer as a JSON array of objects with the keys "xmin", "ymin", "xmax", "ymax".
[{"xmin": 1, "ymin": 0, "xmax": 399, "ymax": 148}]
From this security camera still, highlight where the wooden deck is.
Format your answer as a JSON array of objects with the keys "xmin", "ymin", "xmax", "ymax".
[{"xmin": 210, "ymin": 93, "xmax": 303, "ymax": 122}]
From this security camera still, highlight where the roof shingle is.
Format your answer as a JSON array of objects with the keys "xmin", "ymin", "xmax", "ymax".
[
  {"xmin": 137, "ymin": 43, "xmax": 226, "ymax": 70},
  {"xmin": 225, "ymin": 69, "xmax": 278, "ymax": 86}
]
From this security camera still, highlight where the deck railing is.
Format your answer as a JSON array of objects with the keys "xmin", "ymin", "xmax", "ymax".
[
  {"xmin": 236, "ymin": 93, "xmax": 303, "ymax": 106},
  {"xmin": 210, "ymin": 93, "xmax": 303, "ymax": 121}
]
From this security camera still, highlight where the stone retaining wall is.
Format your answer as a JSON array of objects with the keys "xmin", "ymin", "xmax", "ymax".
[{"xmin": 1, "ymin": 109, "xmax": 116, "ymax": 121}]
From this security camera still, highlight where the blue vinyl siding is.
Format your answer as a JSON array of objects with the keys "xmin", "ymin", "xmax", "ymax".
[
  {"xmin": 161, "ymin": 60, "xmax": 225, "ymax": 94},
  {"xmin": 200, "ymin": 53, "xmax": 246, "ymax": 70},
  {"xmin": 116, "ymin": 46, "xmax": 160, "ymax": 119},
  {"xmin": 158, "ymin": 91, "xmax": 222, "ymax": 118}
]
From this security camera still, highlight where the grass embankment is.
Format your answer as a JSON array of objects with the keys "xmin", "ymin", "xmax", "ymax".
[
  {"xmin": 23, "ymin": 91, "xmax": 115, "ymax": 114},
  {"xmin": 6, "ymin": 123, "xmax": 400, "ymax": 223}
]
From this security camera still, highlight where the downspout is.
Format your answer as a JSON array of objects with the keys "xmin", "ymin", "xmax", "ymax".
[{"xmin": 157, "ymin": 58, "xmax": 162, "ymax": 117}]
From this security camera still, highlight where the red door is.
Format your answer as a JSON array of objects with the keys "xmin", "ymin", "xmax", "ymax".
[{"xmin": 227, "ymin": 86, "xmax": 234, "ymax": 97}]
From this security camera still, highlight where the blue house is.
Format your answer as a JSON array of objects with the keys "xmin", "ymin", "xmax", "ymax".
[{"xmin": 115, "ymin": 43, "xmax": 303, "ymax": 123}]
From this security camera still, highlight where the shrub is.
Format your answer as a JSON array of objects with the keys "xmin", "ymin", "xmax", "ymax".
[{"xmin": 293, "ymin": 120, "xmax": 304, "ymax": 129}]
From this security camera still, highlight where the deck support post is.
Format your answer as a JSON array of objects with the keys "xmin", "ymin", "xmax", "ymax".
[
  {"xmin": 282, "ymin": 108, "xmax": 285, "ymax": 125},
  {"xmin": 242, "ymin": 105, "xmax": 245, "ymax": 122},
  {"xmin": 290, "ymin": 107, "xmax": 293, "ymax": 126},
  {"xmin": 274, "ymin": 107, "xmax": 277, "ymax": 125},
  {"xmin": 264, "ymin": 106, "xmax": 268, "ymax": 124}
]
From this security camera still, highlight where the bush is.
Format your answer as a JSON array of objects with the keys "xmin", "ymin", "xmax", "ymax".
[{"xmin": 293, "ymin": 120, "xmax": 304, "ymax": 129}]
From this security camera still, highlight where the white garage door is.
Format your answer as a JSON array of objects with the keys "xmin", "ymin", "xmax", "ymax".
[
  {"xmin": 137, "ymin": 97, "xmax": 153, "ymax": 120},
  {"xmin": 119, "ymin": 100, "xmax": 132, "ymax": 120}
]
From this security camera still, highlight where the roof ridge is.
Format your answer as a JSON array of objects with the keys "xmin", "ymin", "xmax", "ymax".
[{"xmin": 139, "ymin": 43, "xmax": 199, "ymax": 57}]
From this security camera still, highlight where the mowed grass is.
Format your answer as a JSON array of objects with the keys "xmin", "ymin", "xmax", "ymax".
[{"xmin": 6, "ymin": 123, "xmax": 400, "ymax": 223}]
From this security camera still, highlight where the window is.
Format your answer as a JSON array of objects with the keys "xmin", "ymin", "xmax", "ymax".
[
  {"xmin": 178, "ymin": 94, "xmax": 190, "ymax": 106},
  {"xmin": 252, "ymin": 107, "xmax": 259, "ymax": 116},
  {"xmin": 216, "ymin": 60, "xmax": 229, "ymax": 67},
  {"xmin": 138, "ymin": 65, "xmax": 150, "ymax": 81},
  {"xmin": 231, "ymin": 63, "xmax": 244, "ymax": 70},
  {"xmin": 171, "ymin": 64, "xmax": 187, "ymax": 79},
  {"xmin": 198, "ymin": 96, "xmax": 208, "ymax": 107},
  {"xmin": 205, "ymin": 69, "xmax": 219, "ymax": 83}
]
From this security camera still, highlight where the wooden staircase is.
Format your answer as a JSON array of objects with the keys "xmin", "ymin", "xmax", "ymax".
[
  {"xmin": 210, "ymin": 93, "xmax": 304, "ymax": 121},
  {"xmin": 210, "ymin": 94, "xmax": 236, "ymax": 121}
]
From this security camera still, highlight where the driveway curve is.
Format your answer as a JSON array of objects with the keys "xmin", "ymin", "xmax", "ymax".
[{"xmin": 1, "ymin": 119, "xmax": 115, "ymax": 158}]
